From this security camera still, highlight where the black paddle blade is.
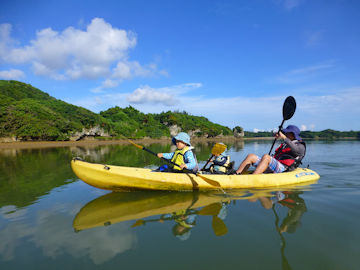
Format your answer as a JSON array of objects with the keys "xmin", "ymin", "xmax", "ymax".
[{"xmin": 283, "ymin": 96, "xmax": 296, "ymax": 120}]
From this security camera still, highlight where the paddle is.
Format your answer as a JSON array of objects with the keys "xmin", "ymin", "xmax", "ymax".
[
  {"xmin": 272, "ymin": 204, "xmax": 292, "ymax": 270},
  {"xmin": 212, "ymin": 216, "xmax": 228, "ymax": 236},
  {"xmin": 200, "ymin": 143, "xmax": 227, "ymax": 171},
  {"xmin": 123, "ymin": 137, "xmax": 222, "ymax": 187},
  {"xmin": 125, "ymin": 139, "xmax": 181, "ymax": 167},
  {"xmin": 198, "ymin": 202, "xmax": 228, "ymax": 236},
  {"xmin": 268, "ymin": 96, "xmax": 297, "ymax": 155}
]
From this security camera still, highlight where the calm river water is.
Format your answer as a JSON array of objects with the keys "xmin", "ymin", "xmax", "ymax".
[{"xmin": 0, "ymin": 140, "xmax": 359, "ymax": 270}]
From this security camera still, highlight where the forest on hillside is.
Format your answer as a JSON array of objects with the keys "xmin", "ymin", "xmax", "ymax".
[
  {"xmin": 1, "ymin": 80, "xmax": 358, "ymax": 141},
  {"xmin": 0, "ymin": 80, "xmax": 233, "ymax": 141}
]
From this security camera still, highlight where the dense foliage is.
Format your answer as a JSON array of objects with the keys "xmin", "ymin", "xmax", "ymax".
[
  {"xmin": 100, "ymin": 106, "xmax": 170, "ymax": 138},
  {"xmin": 301, "ymin": 129, "xmax": 360, "ymax": 139},
  {"xmin": 0, "ymin": 80, "xmax": 232, "ymax": 141},
  {"xmin": 244, "ymin": 131, "xmax": 273, "ymax": 137},
  {"xmin": 0, "ymin": 80, "xmax": 111, "ymax": 140},
  {"xmin": 155, "ymin": 110, "xmax": 233, "ymax": 137}
]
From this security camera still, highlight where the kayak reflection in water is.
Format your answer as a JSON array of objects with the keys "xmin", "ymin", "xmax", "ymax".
[
  {"xmin": 162, "ymin": 209, "xmax": 197, "ymax": 241},
  {"xmin": 150, "ymin": 202, "xmax": 229, "ymax": 241}
]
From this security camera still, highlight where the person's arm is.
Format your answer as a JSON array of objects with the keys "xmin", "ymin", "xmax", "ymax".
[
  {"xmin": 158, "ymin": 152, "xmax": 174, "ymax": 159},
  {"xmin": 284, "ymin": 138, "xmax": 305, "ymax": 157},
  {"xmin": 182, "ymin": 151, "xmax": 197, "ymax": 170}
]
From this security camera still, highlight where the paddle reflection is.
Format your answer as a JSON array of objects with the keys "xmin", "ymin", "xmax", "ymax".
[{"xmin": 246, "ymin": 190, "xmax": 307, "ymax": 270}]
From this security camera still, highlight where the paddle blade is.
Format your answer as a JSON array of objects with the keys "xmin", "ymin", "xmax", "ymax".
[
  {"xmin": 198, "ymin": 203, "xmax": 222, "ymax": 216},
  {"xmin": 131, "ymin": 219, "xmax": 145, "ymax": 227},
  {"xmin": 283, "ymin": 96, "xmax": 296, "ymax": 120},
  {"xmin": 197, "ymin": 174, "xmax": 221, "ymax": 187},
  {"xmin": 128, "ymin": 140, "xmax": 144, "ymax": 150},
  {"xmin": 211, "ymin": 143, "xmax": 227, "ymax": 155},
  {"xmin": 212, "ymin": 216, "xmax": 228, "ymax": 236}
]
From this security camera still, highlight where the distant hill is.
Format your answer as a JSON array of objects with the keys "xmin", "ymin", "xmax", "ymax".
[{"xmin": 0, "ymin": 80, "xmax": 233, "ymax": 141}]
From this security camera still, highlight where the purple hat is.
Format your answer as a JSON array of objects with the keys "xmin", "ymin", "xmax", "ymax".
[{"xmin": 282, "ymin": 125, "xmax": 302, "ymax": 141}]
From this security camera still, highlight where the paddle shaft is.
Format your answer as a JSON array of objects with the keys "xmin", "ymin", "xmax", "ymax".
[
  {"xmin": 143, "ymin": 143, "xmax": 222, "ymax": 187},
  {"xmin": 268, "ymin": 119, "xmax": 285, "ymax": 155},
  {"xmin": 201, "ymin": 155, "xmax": 214, "ymax": 171},
  {"xmin": 125, "ymin": 136, "xmax": 222, "ymax": 187},
  {"xmin": 142, "ymin": 146, "xmax": 181, "ymax": 168},
  {"xmin": 121, "ymin": 137, "xmax": 181, "ymax": 168}
]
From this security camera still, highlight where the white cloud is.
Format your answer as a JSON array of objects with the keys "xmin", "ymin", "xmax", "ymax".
[
  {"xmin": 127, "ymin": 85, "xmax": 177, "ymax": 106},
  {"xmin": 112, "ymin": 61, "xmax": 157, "ymax": 79},
  {"xmin": 127, "ymin": 83, "xmax": 203, "ymax": 106},
  {"xmin": 0, "ymin": 24, "xmax": 15, "ymax": 60},
  {"xmin": 300, "ymin": 125, "xmax": 307, "ymax": 131},
  {"xmin": 0, "ymin": 19, "xmax": 163, "ymax": 81},
  {"xmin": 0, "ymin": 69, "xmax": 25, "ymax": 79},
  {"xmin": 305, "ymin": 31, "xmax": 323, "ymax": 47},
  {"xmin": 91, "ymin": 79, "xmax": 119, "ymax": 93},
  {"xmin": 278, "ymin": 0, "xmax": 303, "ymax": 10},
  {"xmin": 70, "ymin": 82, "xmax": 203, "ymax": 112},
  {"xmin": 275, "ymin": 63, "xmax": 335, "ymax": 84},
  {"xmin": 102, "ymin": 79, "xmax": 119, "ymax": 88}
]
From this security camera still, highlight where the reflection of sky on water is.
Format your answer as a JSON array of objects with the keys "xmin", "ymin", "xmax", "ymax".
[
  {"xmin": 0, "ymin": 205, "xmax": 28, "ymax": 220},
  {"xmin": 0, "ymin": 182, "xmax": 137, "ymax": 265},
  {"xmin": 1, "ymin": 141, "xmax": 360, "ymax": 269}
]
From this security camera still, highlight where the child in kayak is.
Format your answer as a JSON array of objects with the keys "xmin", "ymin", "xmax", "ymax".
[
  {"xmin": 235, "ymin": 125, "xmax": 305, "ymax": 175},
  {"xmin": 157, "ymin": 132, "xmax": 198, "ymax": 173},
  {"xmin": 208, "ymin": 144, "xmax": 231, "ymax": 174}
]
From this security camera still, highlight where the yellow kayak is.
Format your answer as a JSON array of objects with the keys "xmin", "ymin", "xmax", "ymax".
[{"xmin": 71, "ymin": 159, "xmax": 320, "ymax": 191}]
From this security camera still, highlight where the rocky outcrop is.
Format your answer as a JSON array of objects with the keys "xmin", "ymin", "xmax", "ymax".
[
  {"xmin": 233, "ymin": 127, "xmax": 244, "ymax": 138},
  {"xmin": 187, "ymin": 129, "xmax": 201, "ymax": 137},
  {"xmin": 169, "ymin": 125, "xmax": 182, "ymax": 137},
  {"xmin": 0, "ymin": 137, "xmax": 18, "ymax": 143},
  {"xmin": 70, "ymin": 126, "xmax": 110, "ymax": 141}
]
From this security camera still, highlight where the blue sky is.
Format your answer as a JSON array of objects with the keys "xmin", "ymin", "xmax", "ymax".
[{"xmin": 1, "ymin": 0, "xmax": 360, "ymax": 131}]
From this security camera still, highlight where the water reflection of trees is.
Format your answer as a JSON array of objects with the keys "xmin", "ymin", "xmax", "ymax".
[
  {"xmin": 0, "ymin": 142, "xmax": 229, "ymax": 209},
  {"xmin": 0, "ymin": 147, "xmax": 75, "ymax": 208}
]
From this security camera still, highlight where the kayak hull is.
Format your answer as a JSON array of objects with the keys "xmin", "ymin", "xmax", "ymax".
[{"xmin": 71, "ymin": 159, "xmax": 320, "ymax": 191}]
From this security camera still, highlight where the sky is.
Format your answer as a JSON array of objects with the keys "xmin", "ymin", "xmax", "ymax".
[{"xmin": 1, "ymin": 0, "xmax": 360, "ymax": 132}]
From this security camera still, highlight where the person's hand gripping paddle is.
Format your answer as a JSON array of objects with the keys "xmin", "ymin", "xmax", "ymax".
[{"xmin": 268, "ymin": 96, "xmax": 297, "ymax": 155}]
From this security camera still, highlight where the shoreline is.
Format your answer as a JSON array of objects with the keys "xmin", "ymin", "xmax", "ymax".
[
  {"xmin": 0, "ymin": 136, "xmax": 357, "ymax": 150},
  {"xmin": 0, "ymin": 137, "xmax": 270, "ymax": 150}
]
